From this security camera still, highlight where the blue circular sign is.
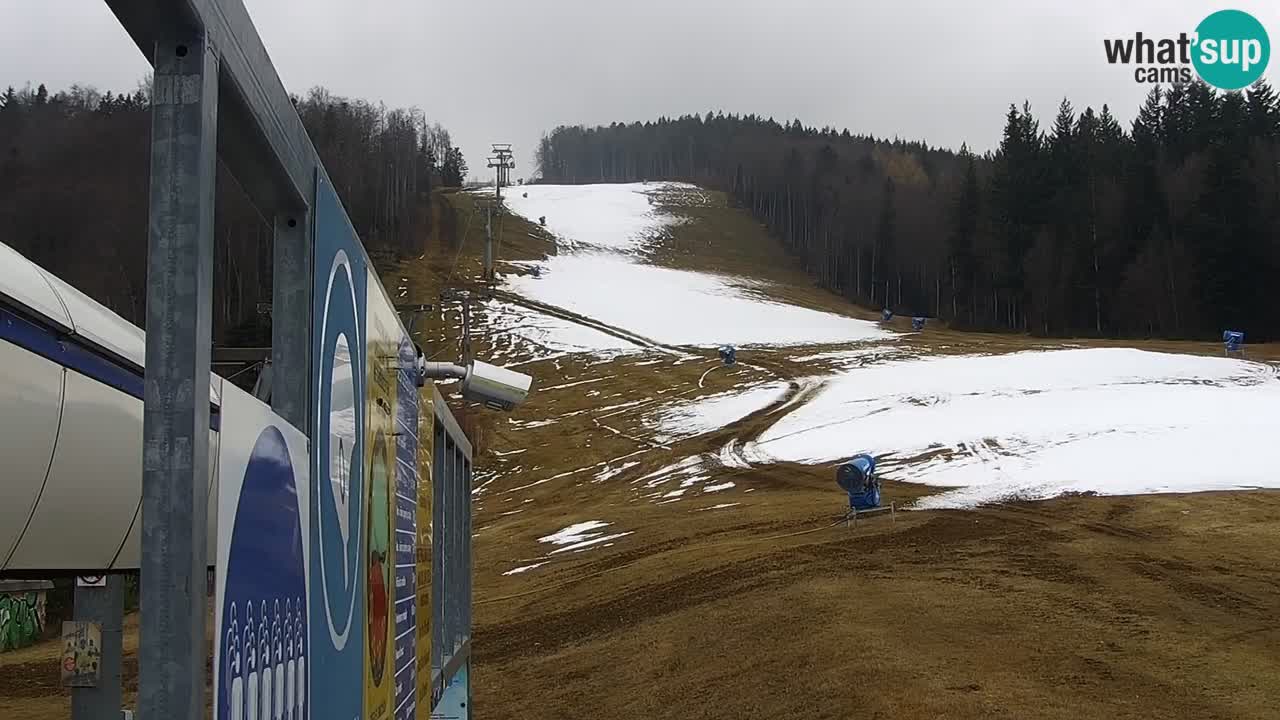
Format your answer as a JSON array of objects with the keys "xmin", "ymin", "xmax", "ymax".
[{"xmin": 314, "ymin": 251, "xmax": 365, "ymax": 653}]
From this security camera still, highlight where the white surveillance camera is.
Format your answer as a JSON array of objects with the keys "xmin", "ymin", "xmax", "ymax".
[
  {"xmin": 413, "ymin": 345, "xmax": 428, "ymax": 387},
  {"xmin": 461, "ymin": 360, "xmax": 533, "ymax": 411}
]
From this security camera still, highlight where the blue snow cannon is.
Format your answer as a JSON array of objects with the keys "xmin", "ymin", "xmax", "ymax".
[
  {"xmin": 881, "ymin": 308, "xmax": 894, "ymax": 323},
  {"xmin": 1223, "ymin": 330, "xmax": 1244, "ymax": 353},
  {"xmin": 836, "ymin": 454, "xmax": 880, "ymax": 510},
  {"xmin": 912, "ymin": 317, "xmax": 926, "ymax": 331},
  {"xmin": 718, "ymin": 345, "xmax": 736, "ymax": 366}
]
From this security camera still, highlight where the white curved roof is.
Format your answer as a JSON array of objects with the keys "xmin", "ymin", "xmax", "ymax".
[
  {"xmin": 0, "ymin": 242, "xmax": 73, "ymax": 331},
  {"xmin": 42, "ymin": 272, "xmax": 146, "ymax": 370},
  {"xmin": 0, "ymin": 240, "xmax": 219, "ymax": 405},
  {"xmin": 0, "ymin": 239, "xmax": 239, "ymax": 572}
]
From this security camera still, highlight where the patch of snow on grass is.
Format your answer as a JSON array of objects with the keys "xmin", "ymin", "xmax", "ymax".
[
  {"xmin": 649, "ymin": 381, "xmax": 790, "ymax": 442},
  {"xmin": 630, "ymin": 455, "xmax": 730, "ymax": 502},
  {"xmin": 508, "ymin": 418, "xmax": 558, "ymax": 430},
  {"xmin": 502, "ymin": 562, "xmax": 547, "ymax": 576},
  {"xmin": 637, "ymin": 456, "xmax": 703, "ymax": 485},
  {"xmin": 481, "ymin": 300, "xmax": 640, "ymax": 357},
  {"xmin": 552, "ymin": 532, "xmax": 634, "ymax": 554},
  {"xmin": 539, "ymin": 521, "xmax": 610, "ymax": 546},
  {"xmin": 503, "ymin": 466, "xmax": 593, "ymax": 494},
  {"xmin": 595, "ymin": 460, "xmax": 642, "ymax": 483},
  {"xmin": 789, "ymin": 344, "xmax": 907, "ymax": 367},
  {"xmin": 704, "ymin": 482, "xmax": 735, "ymax": 493},
  {"xmin": 755, "ymin": 348, "xmax": 1280, "ymax": 508},
  {"xmin": 540, "ymin": 376, "xmax": 611, "ymax": 392}
]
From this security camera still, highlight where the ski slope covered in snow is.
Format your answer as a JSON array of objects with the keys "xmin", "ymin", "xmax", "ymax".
[
  {"xmin": 503, "ymin": 183, "xmax": 681, "ymax": 254},
  {"xmin": 493, "ymin": 183, "xmax": 1280, "ymax": 510},
  {"xmin": 499, "ymin": 183, "xmax": 891, "ymax": 348},
  {"xmin": 752, "ymin": 348, "xmax": 1280, "ymax": 508}
]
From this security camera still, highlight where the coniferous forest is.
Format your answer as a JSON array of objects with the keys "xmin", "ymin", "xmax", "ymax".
[
  {"xmin": 537, "ymin": 80, "xmax": 1280, "ymax": 340},
  {"xmin": 0, "ymin": 82, "xmax": 466, "ymax": 345}
]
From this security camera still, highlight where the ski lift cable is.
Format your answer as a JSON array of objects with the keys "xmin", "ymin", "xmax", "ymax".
[
  {"xmin": 444, "ymin": 206, "xmax": 479, "ymax": 288},
  {"xmin": 424, "ymin": 208, "xmax": 480, "ymax": 362}
]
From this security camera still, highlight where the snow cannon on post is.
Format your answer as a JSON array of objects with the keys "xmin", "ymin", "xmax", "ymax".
[
  {"xmin": 837, "ymin": 454, "xmax": 880, "ymax": 510},
  {"xmin": 1223, "ymin": 330, "xmax": 1244, "ymax": 355},
  {"xmin": 718, "ymin": 345, "xmax": 737, "ymax": 366},
  {"xmin": 881, "ymin": 308, "xmax": 894, "ymax": 324},
  {"xmin": 912, "ymin": 317, "xmax": 926, "ymax": 331},
  {"xmin": 836, "ymin": 454, "xmax": 895, "ymax": 525}
]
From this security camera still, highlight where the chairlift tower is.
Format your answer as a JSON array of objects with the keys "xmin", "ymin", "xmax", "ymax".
[
  {"xmin": 483, "ymin": 145, "xmax": 516, "ymax": 283},
  {"xmin": 489, "ymin": 144, "xmax": 514, "ymax": 194}
]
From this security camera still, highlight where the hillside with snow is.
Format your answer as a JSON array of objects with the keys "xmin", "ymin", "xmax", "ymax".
[
  {"xmin": 438, "ymin": 182, "xmax": 1280, "ymax": 720},
  {"xmin": 485, "ymin": 182, "xmax": 1280, "ymax": 511}
]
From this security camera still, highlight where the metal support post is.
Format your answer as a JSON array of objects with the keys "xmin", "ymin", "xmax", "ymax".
[
  {"xmin": 139, "ymin": 27, "xmax": 218, "ymax": 720},
  {"xmin": 272, "ymin": 210, "xmax": 312, "ymax": 427},
  {"xmin": 431, "ymin": 420, "xmax": 446, "ymax": 678},
  {"xmin": 71, "ymin": 576, "xmax": 126, "ymax": 720},
  {"xmin": 461, "ymin": 298, "xmax": 473, "ymax": 367},
  {"xmin": 483, "ymin": 205, "xmax": 493, "ymax": 282}
]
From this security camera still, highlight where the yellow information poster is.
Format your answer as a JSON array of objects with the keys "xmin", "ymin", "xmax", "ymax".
[
  {"xmin": 364, "ymin": 275, "xmax": 398, "ymax": 720},
  {"xmin": 414, "ymin": 384, "xmax": 435, "ymax": 718}
]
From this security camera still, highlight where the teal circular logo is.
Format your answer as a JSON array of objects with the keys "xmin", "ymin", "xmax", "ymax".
[{"xmin": 1192, "ymin": 10, "xmax": 1270, "ymax": 90}]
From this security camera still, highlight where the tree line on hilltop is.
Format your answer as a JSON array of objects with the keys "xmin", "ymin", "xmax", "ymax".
[
  {"xmin": 536, "ymin": 80, "xmax": 1280, "ymax": 341},
  {"xmin": 0, "ymin": 82, "xmax": 467, "ymax": 345}
]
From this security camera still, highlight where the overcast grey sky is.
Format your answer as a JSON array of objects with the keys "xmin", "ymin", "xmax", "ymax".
[{"xmin": 3, "ymin": 1, "xmax": 1278, "ymax": 179}]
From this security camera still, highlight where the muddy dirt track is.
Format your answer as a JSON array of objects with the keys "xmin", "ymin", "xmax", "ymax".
[{"xmin": 470, "ymin": 424, "xmax": 1280, "ymax": 720}]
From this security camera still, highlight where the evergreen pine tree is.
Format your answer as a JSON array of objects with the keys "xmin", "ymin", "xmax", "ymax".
[
  {"xmin": 873, "ymin": 177, "xmax": 896, "ymax": 308},
  {"xmin": 1049, "ymin": 98, "xmax": 1078, "ymax": 189},
  {"xmin": 1245, "ymin": 80, "xmax": 1279, "ymax": 139},
  {"xmin": 948, "ymin": 145, "xmax": 980, "ymax": 322}
]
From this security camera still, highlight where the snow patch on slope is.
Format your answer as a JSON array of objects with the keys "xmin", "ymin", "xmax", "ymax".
[
  {"xmin": 755, "ymin": 348, "xmax": 1280, "ymax": 508},
  {"xmin": 502, "ymin": 182, "xmax": 680, "ymax": 254},
  {"xmin": 500, "ymin": 183, "xmax": 892, "ymax": 349},
  {"xmin": 504, "ymin": 253, "xmax": 889, "ymax": 348},
  {"xmin": 479, "ymin": 300, "xmax": 639, "ymax": 358},
  {"xmin": 648, "ymin": 381, "xmax": 790, "ymax": 443},
  {"xmin": 538, "ymin": 520, "xmax": 633, "ymax": 554}
]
